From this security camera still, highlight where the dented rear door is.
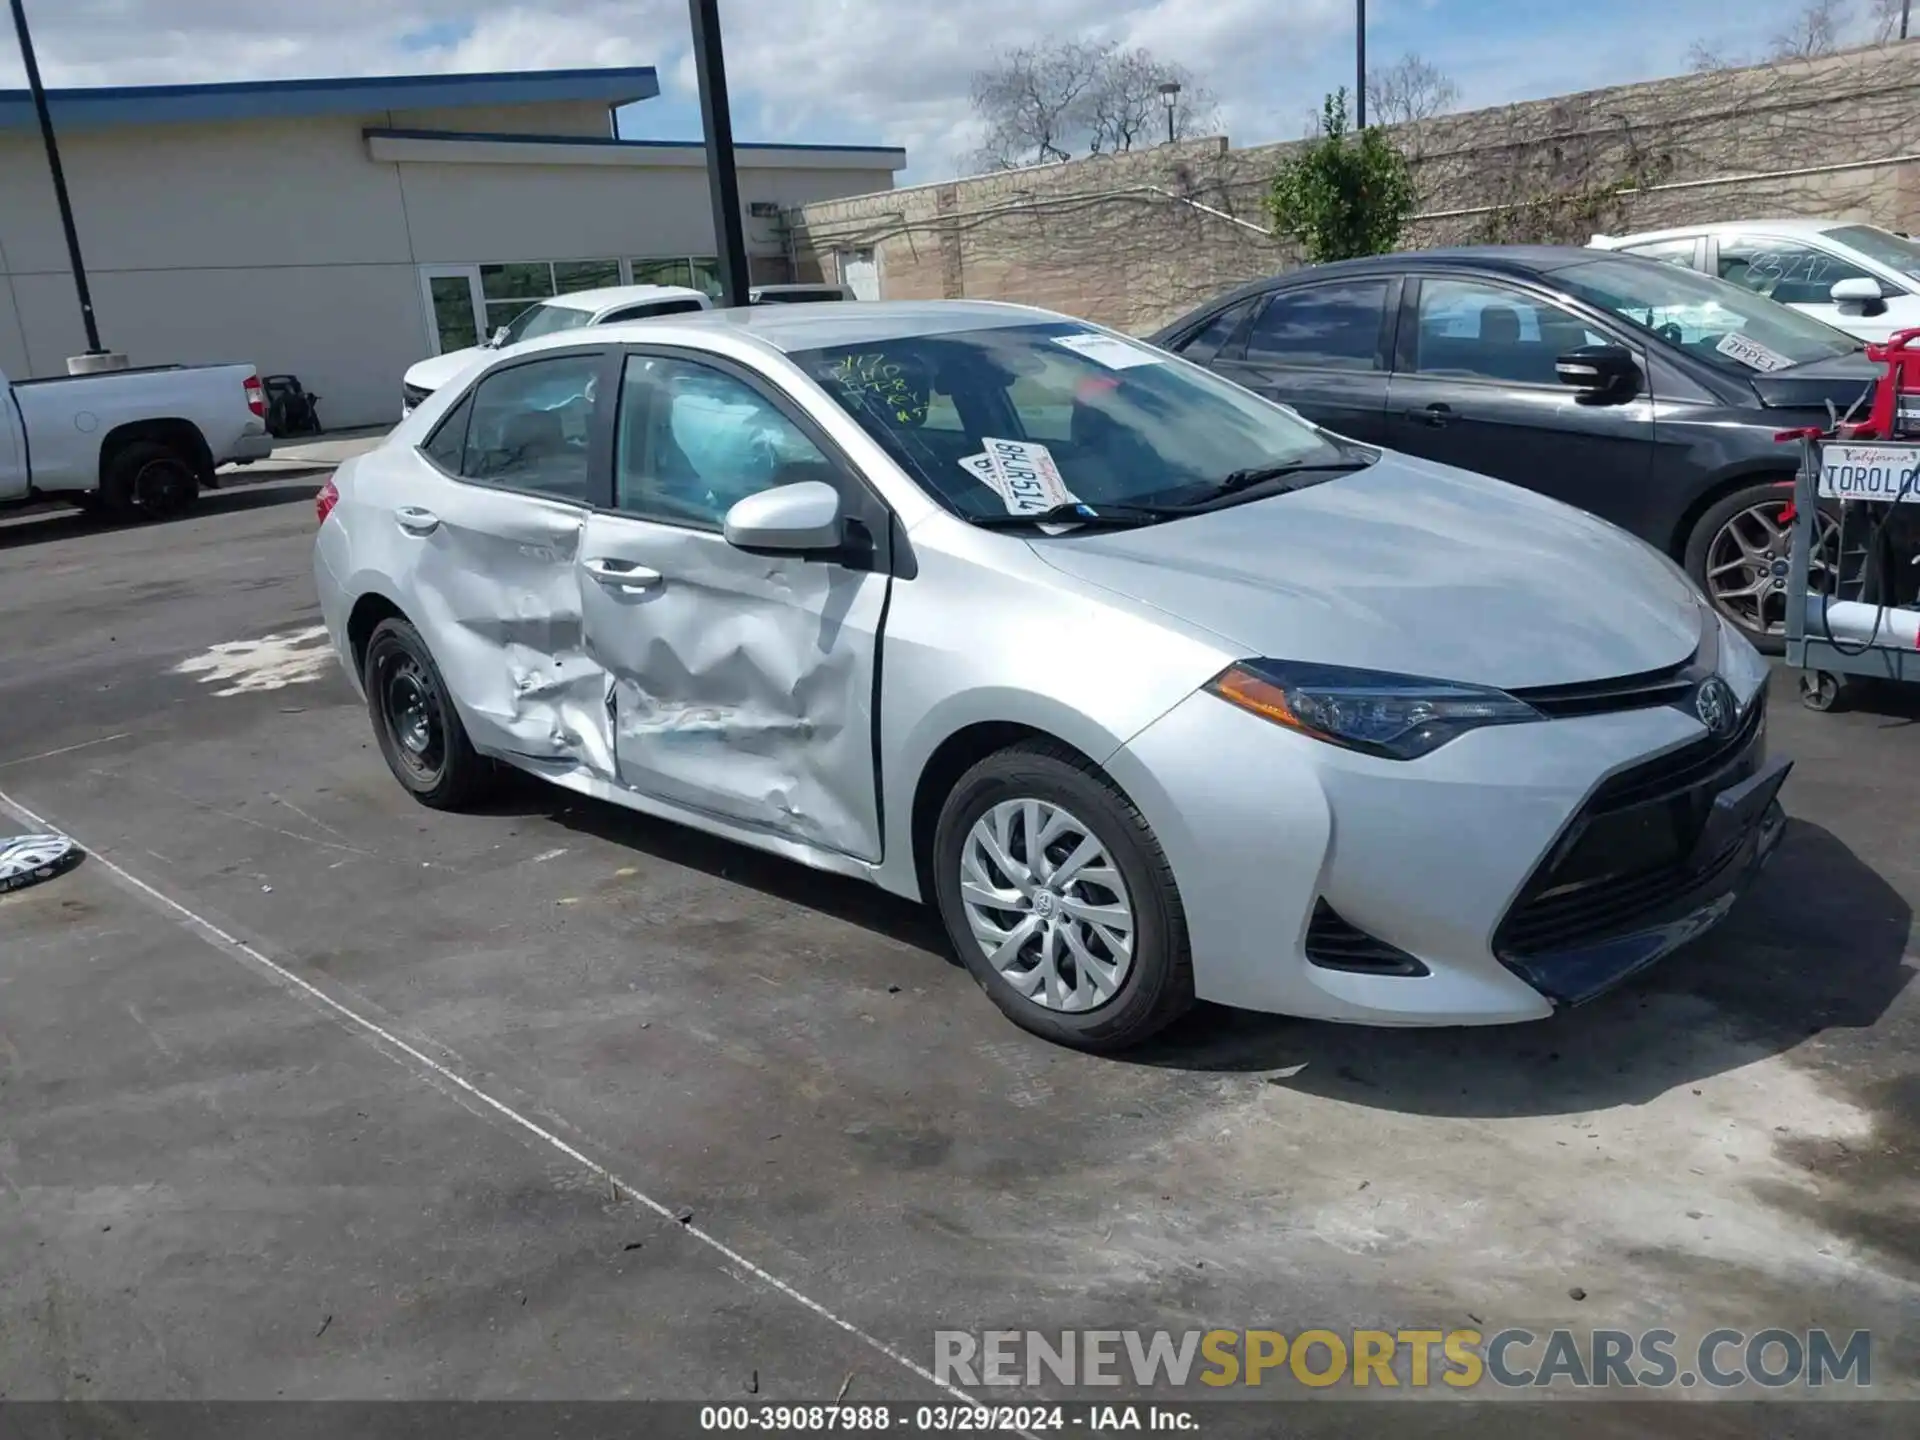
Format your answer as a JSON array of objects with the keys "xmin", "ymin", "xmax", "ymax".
[
  {"xmin": 400, "ymin": 345, "xmax": 620, "ymax": 777},
  {"xmin": 578, "ymin": 350, "xmax": 888, "ymax": 862}
]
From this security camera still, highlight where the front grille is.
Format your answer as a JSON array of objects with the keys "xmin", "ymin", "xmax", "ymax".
[
  {"xmin": 1508, "ymin": 659, "xmax": 1695, "ymax": 718},
  {"xmin": 1305, "ymin": 900, "xmax": 1429, "ymax": 976},
  {"xmin": 1495, "ymin": 688, "xmax": 1769, "ymax": 958}
]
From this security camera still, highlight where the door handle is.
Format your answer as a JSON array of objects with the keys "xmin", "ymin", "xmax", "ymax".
[
  {"xmin": 1406, "ymin": 403, "xmax": 1453, "ymax": 428},
  {"xmin": 584, "ymin": 558, "xmax": 663, "ymax": 592},
  {"xmin": 395, "ymin": 506, "xmax": 440, "ymax": 535}
]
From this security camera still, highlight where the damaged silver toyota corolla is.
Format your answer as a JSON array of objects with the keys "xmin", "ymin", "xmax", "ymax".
[{"xmin": 316, "ymin": 300, "xmax": 1784, "ymax": 1051}]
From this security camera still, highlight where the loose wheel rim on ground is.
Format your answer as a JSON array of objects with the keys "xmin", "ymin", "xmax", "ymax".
[{"xmin": 959, "ymin": 798, "xmax": 1135, "ymax": 1014}]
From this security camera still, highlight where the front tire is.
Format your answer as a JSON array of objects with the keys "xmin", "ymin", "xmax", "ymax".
[
  {"xmin": 1685, "ymin": 480, "xmax": 1840, "ymax": 656},
  {"xmin": 363, "ymin": 617, "xmax": 495, "ymax": 809},
  {"xmin": 932, "ymin": 741, "xmax": 1194, "ymax": 1052}
]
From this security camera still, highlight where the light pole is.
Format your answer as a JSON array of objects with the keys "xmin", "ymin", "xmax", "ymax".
[
  {"xmin": 1356, "ymin": 0, "xmax": 1368, "ymax": 129},
  {"xmin": 1158, "ymin": 80, "xmax": 1181, "ymax": 145},
  {"xmin": 1904, "ymin": 0, "xmax": 1912, "ymax": 41},
  {"xmin": 7, "ymin": 0, "xmax": 107, "ymax": 359},
  {"xmin": 688, "ymin": 0, "xmax": 749, "ymax": 308}
]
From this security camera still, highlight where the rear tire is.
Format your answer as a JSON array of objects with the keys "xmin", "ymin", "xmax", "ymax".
[
  {"xmin": 932, "ymin": 741, "xmax": 1194, "ymax": 1052},
  {"xmin": 100, "ymin": 439, "xmax": 200, "ymax": 522},
  {"xmin": 363, "ymin": 617, "xmax": 496, "ymax": 809}
]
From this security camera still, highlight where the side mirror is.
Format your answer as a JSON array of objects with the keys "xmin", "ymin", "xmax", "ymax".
[
  {"xmin": 1830, "ymin": 276, "xmax": 1888, "ymax": 316},
  {"xmin": 490, "ymin": 326, "xmax": 511, "ymax": 348},
  {"xmin": 1555, "ymin": 343, "xmax": 1640, "ymax": 400},
  {"xmin": 722, "ymin": 480, "xmax": 842, "ymax": 554}
]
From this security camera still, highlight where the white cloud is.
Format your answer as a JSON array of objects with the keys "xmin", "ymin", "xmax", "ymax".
[{"xmin": 0, "ymin": 0, "xmax": 1888, "ymax": 180}]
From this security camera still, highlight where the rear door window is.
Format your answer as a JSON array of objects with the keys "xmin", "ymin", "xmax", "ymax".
[
  {"xmin": 456, "ymin": 353, "xmax": 603, "ymax": 502},
  {"xmin": 1173, "ymin": 300, "xmax": 1255, "ymax": 363},
  {"xmin": 1241, "ymin": 282, "xmax": 1391, "ymax": 370}
]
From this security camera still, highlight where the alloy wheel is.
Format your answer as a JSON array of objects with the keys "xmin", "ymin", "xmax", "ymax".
[
  {"xmin": 1705, "ymin": 499, "xmax": 1842, "ymax": 637},
  {"xmin": 959, "ymin": 799, "xmax": 1135, "ymax": 1013}
]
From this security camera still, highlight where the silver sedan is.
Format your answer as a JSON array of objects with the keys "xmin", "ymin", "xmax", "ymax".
[{"xmin": 315, "ymin": 300, "xmax": 1785, "ymax": 1051}]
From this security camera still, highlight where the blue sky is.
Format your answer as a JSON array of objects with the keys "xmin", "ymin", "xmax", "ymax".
[{"xmin": 4, "ymin": 0, "xmax": 1908, "ymax": 182}]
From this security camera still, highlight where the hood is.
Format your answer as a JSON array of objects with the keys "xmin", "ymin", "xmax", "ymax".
[
  {"xmin": 1031, "ymin": 454, "xmax": 1705, "ymax": 691},
  {"xmin": 403, "ymin": 346, "xmax": 491, "ymax": 396},
  {"xmin": 1747, "ymin": 352, "xmax": 1877, "ymax": 413}
]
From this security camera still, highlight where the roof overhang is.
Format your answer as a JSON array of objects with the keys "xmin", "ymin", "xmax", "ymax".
[
  {"xmin": 365, "ymin": 128, "xmax": 908, "ymax": 172},
  {"xmin": 0, "ymin": 67, "xmax": 660, "ymax": 133}
]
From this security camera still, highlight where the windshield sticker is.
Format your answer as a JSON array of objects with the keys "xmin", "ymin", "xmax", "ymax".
[
  {"xmin": 826, "ymin": 351, "xmax": 928, "ymax": 425},
  {"xmin": 1052, "ymin": 333, "xmax": 1163, "ymax": 370},
  {"xmin": 1714, "ymin": 330, "xmax": 1796, "ymax": 373},
  {"xmin": 960, "ymin": 438, "xmax": 1079, "ymax": 515}
]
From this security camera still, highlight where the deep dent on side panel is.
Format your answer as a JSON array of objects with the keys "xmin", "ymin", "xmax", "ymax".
[
  {"xmin": 416, "ymin": 505, "xmax": 617, "ymax": 777},
  {"xmin": 597, "ymin": 538, "xmax": 878, "ymax": 858}
]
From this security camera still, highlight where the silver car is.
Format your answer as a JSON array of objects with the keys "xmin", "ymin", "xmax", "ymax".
[{"xmin": 314, "ymin": 301, "xmax": 1786, "ymax": 1051}]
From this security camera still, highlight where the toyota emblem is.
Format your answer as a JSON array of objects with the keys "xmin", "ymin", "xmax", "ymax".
[{"xmin": 1694, "ymin": 677, "xmax": 1738, "ymax": 738}]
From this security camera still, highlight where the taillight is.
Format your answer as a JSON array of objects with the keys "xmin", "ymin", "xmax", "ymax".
[
  {"xmin": 244, "ymin": 373, "xmax": 266, "ymax": 417},
  {"xmin": 315, "ymin": 476, "xmax": 339, "ymax": 526}
]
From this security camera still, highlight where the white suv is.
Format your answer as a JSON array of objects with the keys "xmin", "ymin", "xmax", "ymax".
[{"xmin": 1591, "ymin": 220, "xmax": 1920, "ymax": 342}]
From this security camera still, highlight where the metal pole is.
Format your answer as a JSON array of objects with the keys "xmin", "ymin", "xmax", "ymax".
[
  {"xmin": 7, "ymin": 0, "xmax": 103, "ymax": 353},
  {"xmin": 1355, "ymin": 0, "xmax": 1367, "ymax": 129},
  {"xmin": 688, "ymin": 0, "xmax": 749, "ymax": 309},
  {"xmin": 1904, "ymin": 0, "xmax": 1912, "ymax": 41},
  {"xmin": 1166, "ymin": 103, "xmax": 1174, "ymax": 147}
]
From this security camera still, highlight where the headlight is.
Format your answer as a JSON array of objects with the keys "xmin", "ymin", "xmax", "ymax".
[{"xmin": 1205, "ymin": 660, "xmax": 1543, "ymax": 760}]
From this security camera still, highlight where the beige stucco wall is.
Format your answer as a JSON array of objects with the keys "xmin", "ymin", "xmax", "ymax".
[{"xmin": 0, "ymin": 101, "xmax": 898, "ymax": 427}]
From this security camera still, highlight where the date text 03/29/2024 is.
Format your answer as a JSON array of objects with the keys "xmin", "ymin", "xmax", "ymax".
[{"xmin": 698, "ymin": 1404, "xmax": 1191, "ymax": 1432}]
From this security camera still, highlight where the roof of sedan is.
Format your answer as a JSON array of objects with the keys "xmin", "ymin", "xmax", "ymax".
[
  {"xmin": 1177, "ymin": 245, "xmax": 1628, "ymax": 303},
  {"xmin": 587, "ymin": 298, "xmax": 1065, "ymax": 351}
]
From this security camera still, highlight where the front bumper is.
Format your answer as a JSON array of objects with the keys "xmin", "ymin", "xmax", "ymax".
[{"xmin": 1106, "ymin": 668, "xmax": 1779, "ymax": 1026}]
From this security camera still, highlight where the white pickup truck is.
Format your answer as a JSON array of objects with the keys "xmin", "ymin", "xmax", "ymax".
[{"xmin": 2, "ymin": 361, "xmax": 274, "ymax": 520}]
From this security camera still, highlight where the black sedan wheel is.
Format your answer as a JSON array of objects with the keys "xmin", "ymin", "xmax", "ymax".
[{"xmin": 363, "ymin": 618, "xmax": 496, "ymax": 809}]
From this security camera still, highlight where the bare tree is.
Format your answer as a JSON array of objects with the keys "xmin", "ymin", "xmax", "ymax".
[
  {"xmin": 1769, "ymin": 0, "xmax": 1848, "ymax": 59},
  {"xmin": 1083, "ymin": 47, "xmax": 1217, "ymax": 154},
  {"xmin": 1686, "ymin": 39, "xmax": 1742, "ymax": 71},
  {"xmin": 1871, "ymin": 0, "xmax": 1910, "ymax": 41},
  {"xmin": 970, "ymin": 40, "xmax": 1108, "ymax": 169},
  {"xmin": 969, "ymin": 39, "xmax": 1215, "ymax": 170},
  {"xmin": 1365, "ymin": 52, "xmax": 1460, "ymax": 129}
]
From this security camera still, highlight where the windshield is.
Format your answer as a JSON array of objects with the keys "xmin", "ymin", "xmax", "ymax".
[
  {"xmin": 1551, "ymin": 255, "xmax": 1860, "ymax": 374},
  {"xmin": 1825, "ymin": 224, "xmax": 1920, "ymax": 283},
  {"xmin": 790, "ymin": 321, "xmax": 1354, "ymax": 520},
  {"xmin": 499, "ymin": 301, "xmax": 595, "ymax": 348}
]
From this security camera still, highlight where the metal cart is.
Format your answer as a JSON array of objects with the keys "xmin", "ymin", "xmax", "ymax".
[{"xmin": 1784, "ymin": 431, "xmax": 1920, "ymax": 711}]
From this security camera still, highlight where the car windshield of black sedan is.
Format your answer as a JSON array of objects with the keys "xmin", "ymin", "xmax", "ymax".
[
  {"xmin": 792, "ymin": 322, "xmax": 1353, "ymax": 519},
  {"xmin": 1554, "ymin": 256, "xmax": 1861, "ymax": 374}
]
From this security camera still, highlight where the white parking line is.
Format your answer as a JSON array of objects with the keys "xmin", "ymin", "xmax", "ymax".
[
  {"xmin": 0, "ymin": 784, "xmax": 989, "ymax": 1415},
  {"xmin": 0, "ymin": 732, "xmax": 135, "ymax": 770}
]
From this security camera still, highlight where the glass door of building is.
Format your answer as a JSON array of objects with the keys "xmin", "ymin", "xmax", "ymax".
[{"xmin": 419, "ymin": 266, "xmax": 486, "ymax": 355}]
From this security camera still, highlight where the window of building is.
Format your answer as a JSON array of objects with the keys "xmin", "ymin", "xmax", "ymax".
[
  {"xmin": 1242, "ymin": 282, "xmax": 1391, "ymax": 370},
  {"xmin": 613, "ymin": 355, "xmax": 834, "ymax": 528},
  {"xmin": 479, "ymin": 259, "xmax": 623, "ymax": 335},
  {"xmin": 629, "ymin": 257, "xmax": 724, "ymax": 298}
]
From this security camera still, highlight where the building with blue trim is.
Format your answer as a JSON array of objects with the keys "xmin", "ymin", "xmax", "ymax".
[{"xmin": 0, "ymin": 68, "xmax": 904, "ymax": 426}]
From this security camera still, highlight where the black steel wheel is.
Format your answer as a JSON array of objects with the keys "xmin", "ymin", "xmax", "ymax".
[
  {"xmin": 363, "ymin": 617, "xmax": 496, "ymax": 808},
  {"xmin": 101, "ymin": 439, "xmax": 200, "ymax": 521}
]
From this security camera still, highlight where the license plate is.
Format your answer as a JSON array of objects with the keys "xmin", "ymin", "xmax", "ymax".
[{"xmin": 1819, "ymin": 442, "xmax": 1920, "ymax": 503}]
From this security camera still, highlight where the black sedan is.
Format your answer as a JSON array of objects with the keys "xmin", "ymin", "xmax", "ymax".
[{"xmin": 1150, "ymin": 245, "xmax": 1878, "ymax": 650}]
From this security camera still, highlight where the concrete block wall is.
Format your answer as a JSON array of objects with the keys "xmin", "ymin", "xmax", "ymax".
[{"xmin": 791, "ymin": 40, "xmax": 1920, "ymax": 335}]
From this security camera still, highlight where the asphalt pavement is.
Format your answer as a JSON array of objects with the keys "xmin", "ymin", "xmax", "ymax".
[{"xmin": 0, "ymin": 478, "xmax": 1914, "ymax": 1421}]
